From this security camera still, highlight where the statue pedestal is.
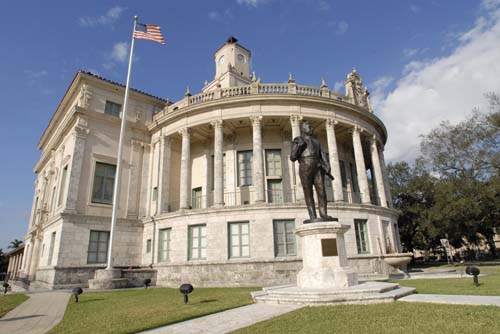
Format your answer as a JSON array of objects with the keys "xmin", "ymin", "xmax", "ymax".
[{"xmin": 296, "ymin": 222, "xmax": 358, "ymax": 289}]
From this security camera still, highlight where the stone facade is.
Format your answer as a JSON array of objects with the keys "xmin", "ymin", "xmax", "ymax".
[{"xmin": 19, "ymin": 37, "xmax": 403, "ymax": 289}]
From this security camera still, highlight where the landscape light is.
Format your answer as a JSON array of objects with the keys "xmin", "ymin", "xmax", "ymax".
[
  {"xmin": 3, "ymin": 282, "xmax": 9, "ymax": 295},
  {"xmin": 179, "ymin": 283, "xmax": 194, "ymax": 304},
  {"xmin": 72, "ymin": 287, "xmax": 83, "ymax": 303},
  {"xmin": 144, "ymin": 278, "xmax": 152, "ymax": 289},
  {"xmin": 465, "ymin": 266, "xmax": 480, "ymax": 286}
]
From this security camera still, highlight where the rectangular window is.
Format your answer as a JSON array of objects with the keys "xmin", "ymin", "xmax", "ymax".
[
  {"xmin": 92, "ymin": 162, "xmax": 116, "ymax": 204},
  {"xmin": 152, "ymin": 187, "xmax": 158, "ymax": 201},
  {"xmin": 265, "ymin": 149, "xmax": 282, "ymax": 177},
  {"xmin": 237, "ymin": 151, "xmax": 253, "ymax": 186},
  {"xmin": 349, "ymin": 162, "xmax": 359, "ymax": 193},
  {"xmin": 273, "ymin": 220, "xmax": 296, "ymax": 257},
  {"xmin": 354, "ymin": 219, "xmax": 370, "ymax": 254},
  {"xmin": 229, "ymin": 222, "xmax": 250, "ymax": 258},
  {"xmin": 87, "ymin": 230, "xmax": 110, "ymax": 264},
  {"xmin": 50, "ymin": 186, "xmax": 57, "ymax": 213},
  {"xmin": 188, "ymin": 225, "xmax": 206, "ymax": 260},
  {"xmin": 158, "ymin": 229, "xmax": 171, "ymax": 262},
  {"xmin": 267, "ymin": 179, "xmax": 283, "ymax": 203},
  {"xmin": 104, "ymin": 101, "xmax": 122, "ymax": 117},
  {"xmin": 47, "ymin": 232, "xmax": 56, "ymax": 265},
  {"xmin": 192, "ymin": 187, "xmax": 202, "ymax": 209},
  {"xmin": 146, "ymin": 239, "xmax": 152, "ymax": 253},
  {"xmin": 339, "ymin": 160, "xmax": 347, "ymax": 188},
  {"xmin": 57, "ymin": 165, "xmax": 68, "ymax": 206}
]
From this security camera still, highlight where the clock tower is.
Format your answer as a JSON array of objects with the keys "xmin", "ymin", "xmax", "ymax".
[{"xmin": 203, "ymin": 36, "xmax": 252, "ymax": 92}]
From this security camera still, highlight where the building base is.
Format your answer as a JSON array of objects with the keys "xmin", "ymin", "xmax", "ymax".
[{"xmin": 88, "ymin": 269, "xmax": 128, "ymax": 289}]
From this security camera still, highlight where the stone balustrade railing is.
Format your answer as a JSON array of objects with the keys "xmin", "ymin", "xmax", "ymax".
[{"xmin": 174, "ymin": 81, "xmax": 356, "ymax": 112}]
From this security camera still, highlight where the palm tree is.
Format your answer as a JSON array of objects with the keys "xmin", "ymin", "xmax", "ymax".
[{"xmin": 8, "ymin": 239, "xmax": 23, "ymax": 249}]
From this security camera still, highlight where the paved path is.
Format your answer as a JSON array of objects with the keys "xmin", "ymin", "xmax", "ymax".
[
  {"xmin": 0, "ymin": 291, "xmax": 70, "ymax": 334},
  {"xmin": 140, "ymin": 303, "xmax": 303, "ymax": 334},
  {"xmin": 399, "ymin": 294, "xmax": 500, "ymax": 306}
]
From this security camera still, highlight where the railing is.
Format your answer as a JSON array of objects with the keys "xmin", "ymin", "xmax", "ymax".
[
  {"xmin": 166, "ymin": 81, "xmax": 367, "ymax": 111},
  {"xmin": 165, "ymin": 189, "xmax": 375, "ymax": 213},
  {"xmin": 297, "ymin": 85, "xmax": 322, "ymax": 96},
  {"xmin": 259, "ymin": 84, "xmax": 288, "ymax": 94},
  {"xmin": 343, "ymin": 190, "xmax": 362, "ymax": 204},
  {"xmin": 221, "ymin": 86, "xmax": 251, "ymax": 97}
]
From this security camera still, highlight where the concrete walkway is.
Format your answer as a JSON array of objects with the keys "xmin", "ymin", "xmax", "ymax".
[
  {"xmin": 139, "ymin": 303, "xmax": 303, "ymax": 334},
  {"xmin": 399, "ymin": 293, "xmax": 500, "ymax": 306},
  {"xmin": 0, "ymin": 291, "xmax": 70, "ymax": 334}
]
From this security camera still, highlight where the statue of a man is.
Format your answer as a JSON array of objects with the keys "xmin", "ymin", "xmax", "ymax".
[{"xmin": 291, "ymin": 121, "xmax": 336, "ymax": 223}]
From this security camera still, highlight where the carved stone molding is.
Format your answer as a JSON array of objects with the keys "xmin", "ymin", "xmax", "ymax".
[
  {"xmin": 250, "ymin": 115, "xmax": 263, "ymax": 126},
  {"xmin": 178, "ymin": 127, "xmax": 191, "ymax": 137},
  {"xmin": 78, "ymin": 83, "xmax": 92, "ymax": 109},
  {"xmin": 210, "ymin": 119, "xmax": 224, "ymax": 129},
  {"xmin": 326, "ymin": 118, "xmax": 339, "ymax": 128},
  {"xmin": 289, "ymin": 115, "xmax": 303, "ymax": 126}
]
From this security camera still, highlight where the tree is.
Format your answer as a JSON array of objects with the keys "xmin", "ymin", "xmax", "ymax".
[
  {"xmin": 0, "ymin": 248, "xmax": 8, "ymax": 275},
  {"xmin": 387, "ymin": 159, "xmax": 438, "ymax": 252},
  {"xmin": 8, "ymin": 239, "xmax": 23, "ymax": 249},
  {"xmin": 420, "ymin": 93, "xmax": 500, "ymax": 257}
]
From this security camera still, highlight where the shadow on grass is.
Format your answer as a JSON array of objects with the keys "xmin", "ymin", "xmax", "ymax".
[
  {"xmin": 198, "ymin": 299, "xmax": 218, "ymax": 304},
  {"xmin": 77, "ymin": 298, "xmax": 106, "ymax": 304}
]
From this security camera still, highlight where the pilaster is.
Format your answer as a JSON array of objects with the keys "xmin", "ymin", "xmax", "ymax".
[
  {"xmin": 212, "ymin": 120, "xmax": 224, "ymax": 207},
  {"xmin": 179, "ymin": 127, "xmax": 191, "ymax": 209},
  {"xmin": 351, "ymin": 126, "xmax": 371, "ymax": 204},
  {"xmin": 290, "ymin": 115, "xmax": 304, "ymax": 202},
  {"xmin": 325, "ymin": 118, "xmax": 344, "ymax": 202},
  {"xmin": 250, "ymin": 116, "xmax": 265, "ymax": 203}
]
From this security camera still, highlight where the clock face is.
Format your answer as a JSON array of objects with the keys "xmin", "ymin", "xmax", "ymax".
[
  {"xmin": 219, "ymin": 55, "xmax": 225, "ymax": 65},
  {"xmin": 238, "ymin": 54, "xmax": 245, "ymax": 63}
]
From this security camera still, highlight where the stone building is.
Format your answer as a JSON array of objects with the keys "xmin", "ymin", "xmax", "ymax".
[{"xmin": 18, "ymin": 37, "xmax": 402, "ymax": 289}]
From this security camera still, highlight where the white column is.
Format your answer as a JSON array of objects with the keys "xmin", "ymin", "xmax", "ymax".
[
  {"xmin": 212, "ymin": 120, "xmax": 224, "ymax": 207},
  {"xmin": 379, "ymin": 146, "xmax": 393, "ymax": 208},
  {"xmin": 290, "ymin": 115, "xmax": 304, "ymax": 202},
  {"xmin": 65, "ymin": 118, "xmax": 89, "ymax": 213},
  {"xmin": 370, "ymin": 136, "xmax": 388, "ymax": 207},
  {"xmin": 250, "ymin": 116, "xmax": 265, "ymax": 203},
  {"xmin": 352, "ymin": 126, "xmax": 371, "ymax": 204},
  {"xmin": 325, "ymin": 118, "xmax": 344, "ymax": 202},
  {"xmin": 158, "ymin": 136, "xmax": 172, "ymax": 213},
  {"xmin": 179, "ymin": 128, "xmax": 191, "ymax": 209}
]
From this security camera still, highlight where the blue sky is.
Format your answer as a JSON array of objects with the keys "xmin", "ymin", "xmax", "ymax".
[{"xmin": 1, "ymin": 0, "xmax": 499, "ymax": 249}]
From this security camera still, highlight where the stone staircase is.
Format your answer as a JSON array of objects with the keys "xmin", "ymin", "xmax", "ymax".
[{"xmin": 252, "ymin": 281, "xmax": 415, "ymax": 305}]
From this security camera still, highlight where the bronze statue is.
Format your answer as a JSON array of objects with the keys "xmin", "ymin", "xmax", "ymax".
[{"xmin": 291, "ymin": 121, "xmax": 337, "ymax": 223}]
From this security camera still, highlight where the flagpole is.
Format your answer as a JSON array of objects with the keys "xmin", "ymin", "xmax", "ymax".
[{"xmin": 106, "ymin": 15, "xmax": 138, "ymax": 270}]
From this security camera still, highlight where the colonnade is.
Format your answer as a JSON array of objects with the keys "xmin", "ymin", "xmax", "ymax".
[{"xmin": 158, "ymin": 115, "xmax": 392, "ymax": 212}]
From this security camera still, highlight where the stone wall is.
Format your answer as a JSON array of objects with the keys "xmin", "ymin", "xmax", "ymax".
[{"xmin": 156, "ymin": 259, "xmax": 302, "ymax": 287}]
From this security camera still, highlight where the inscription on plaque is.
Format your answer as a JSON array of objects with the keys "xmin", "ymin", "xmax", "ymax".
[{"xmin": 321, "ymin": 238, "xmax": 338, "ymax": 257}]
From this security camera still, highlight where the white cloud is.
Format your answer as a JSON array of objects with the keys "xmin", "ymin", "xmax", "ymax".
[
  {"xmin": 24, "ymin": 69, "xmax": 48, "ymax": 85},
  {"xmin": 403, "ymin": 48, "xmax": 418, "ymax": 57},
  {"xmin": 236, "ymin": 0, "xmax": 266, "ymax": 7},
  {"xmin": 208, "ymin": 10, "xmax": 221, "ymax": 21},
  {"xmin": 372, "ymin": 1, "xmax": 500, "ymax": 162},
  {"xmin": 333, "ymin": 80, "xmax": 344, "ymax": 93},
  {"xmin": 336, "ymin": 20, "xmax": 348, "ymax": 35},
  {"xmin": 79, "ymin": 6, "xmax": 126, "ymax": 27},
  {"xmin": 111, "ymin": 42, "xmax": 128, "ymax": 63}
]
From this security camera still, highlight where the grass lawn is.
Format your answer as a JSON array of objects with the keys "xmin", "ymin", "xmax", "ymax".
[
  {"xmin": 0, "ymin": 294, "xmax": 29, "ymax": 318},
  {"xmin": 232, "ymin": 302, "xmax": 500, "ymax": 334},
  {"xmin": 49, "ymin": 287, "xmax": 258, "ymax": 334},
  {"xmin": 394, "ymin": 265, "xmax": 500, "ymax": 296}
]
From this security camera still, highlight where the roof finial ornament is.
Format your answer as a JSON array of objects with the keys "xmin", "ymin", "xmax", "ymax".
[
  {"xmin": 321, "ymin": 77, "xmax": 327, "ymax": 88},
  {"xmin": 252, "ymin": 71, "xmax": 257, "ymax": 82},
  {"xmin": 288, "ymin": 72, "xmax": 295, "ymax": 83},
  {"xmin": 185, "ymin": 86, "xmax": 191, "ymax": 97}
]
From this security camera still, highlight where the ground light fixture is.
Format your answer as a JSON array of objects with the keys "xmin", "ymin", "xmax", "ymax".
[
  {"xmin": 3, "ymin": 282, "xmax": 9, "ymax": 295},
  {"xmin": 144, "ymin": 278, "xmax": 152, "ymax": 289},
  {"xmin": 72, "ymin": 287, "xmax": 83, "ymax": 303},
  {"xmin": 179, "ymin": 283, "xmax": 194, "ymax": 304},
  {"xmin": 465, "ymin": 266, "xmax": 480, "ymax": 286}
]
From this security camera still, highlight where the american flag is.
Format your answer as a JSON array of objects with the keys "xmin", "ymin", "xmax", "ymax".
[{"xmin": 133, "ymin": 23, "xmax": 166, "ymax": 45}]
